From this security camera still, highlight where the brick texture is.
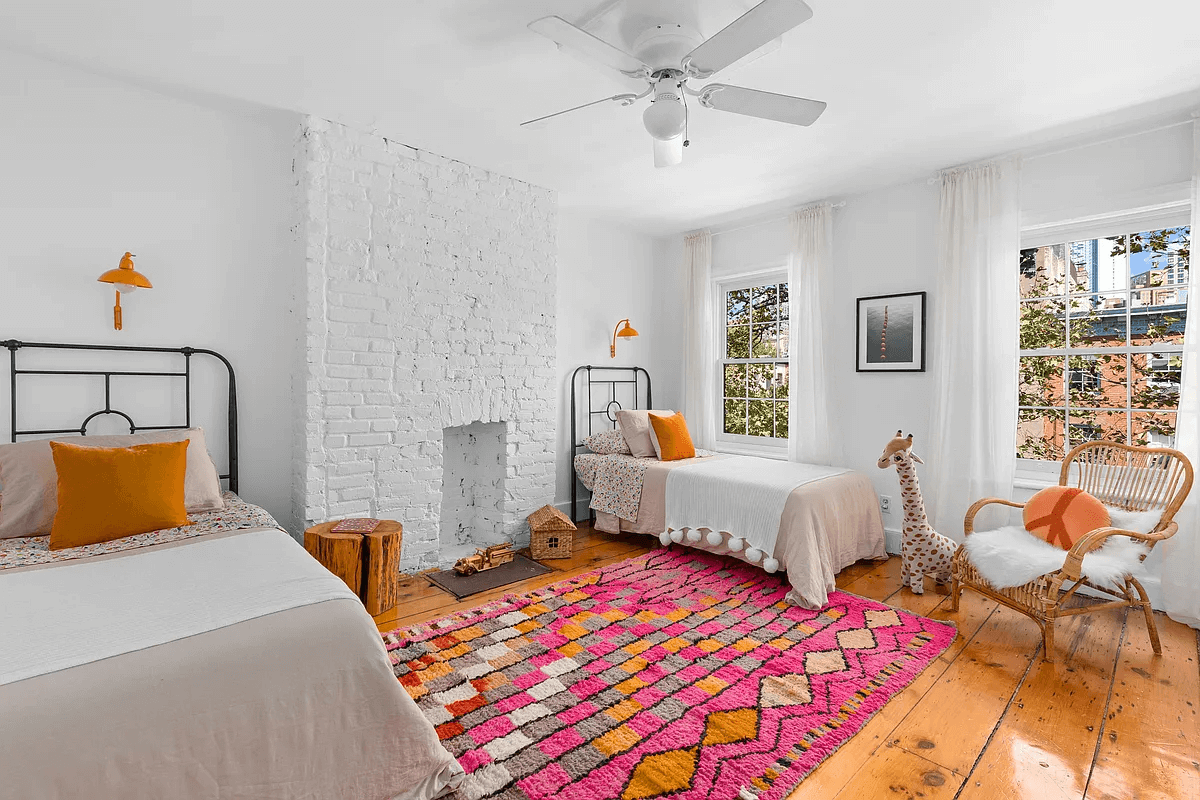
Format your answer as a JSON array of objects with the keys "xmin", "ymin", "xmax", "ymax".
[{"xmin": 294, "ymin": 116, "xmax": 557, "ymax": 570}]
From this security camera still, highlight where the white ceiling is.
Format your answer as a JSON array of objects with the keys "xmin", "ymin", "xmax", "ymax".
[{"xmin": 2, "ymin": 1, "xmax": 1199, "ymax": 234}]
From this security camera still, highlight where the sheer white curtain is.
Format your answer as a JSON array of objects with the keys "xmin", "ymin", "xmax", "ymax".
[
  {"xmin": 926, "ymin": 159, "xmax": 1022, "ymax": 537},
  {"xmin": 1161, "ymin": 120, "xmax": 1200, "ymax": 627},
  {"xmin": 683, "ymin": 230, "xmax": 717, "ymax": 449},
  {"xmin": 788, "ymin": 205, "xmax": 841, "ymax": 465}
]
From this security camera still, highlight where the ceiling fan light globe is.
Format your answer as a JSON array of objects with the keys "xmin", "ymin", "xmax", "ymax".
[{"xmin": 642, "ymin": 99, "xmax": 686, "ymax": 141}]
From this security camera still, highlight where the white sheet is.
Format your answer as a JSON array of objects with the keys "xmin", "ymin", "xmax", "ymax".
[
  {"xmin": 0, "ymin": 528, "xmax": 358, "ymax": 686},
  {"xmin": 664, "ymin": 456, "xmax": 848, "ymax": 555}
]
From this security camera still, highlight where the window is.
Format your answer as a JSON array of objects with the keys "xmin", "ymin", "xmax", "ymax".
[
  {"xmin": 720, "ymin": 276, "xmax": 789, "ymax": 441},
  {"xmin": 1018, "ymin": 225, "xmax": 1190, "ymax": 460}
]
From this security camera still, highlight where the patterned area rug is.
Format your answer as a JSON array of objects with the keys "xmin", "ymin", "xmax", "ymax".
[{"xmin": 384, "ymin": 548, "xmax": 955, "ymax": 800}]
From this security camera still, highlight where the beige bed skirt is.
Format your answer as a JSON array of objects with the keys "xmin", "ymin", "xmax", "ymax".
[{"xmin": 592, "ymin": 464, "xmax": 887, "ymax": 607}]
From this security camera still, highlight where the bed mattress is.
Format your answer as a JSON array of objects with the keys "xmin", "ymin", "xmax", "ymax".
[
  {"xmin": 575, "ymin": 452, "xmax": 887, "ymax": 608},
  {"xmin": 0, "ymin": 499, "xmax": 463, "ymax": 800}
]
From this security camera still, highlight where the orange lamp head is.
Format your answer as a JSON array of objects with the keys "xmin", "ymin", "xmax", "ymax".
[
  {"xmin": 610, "ymin": 319, "xmax": 639, "ymax": 358},
  {"xmin": 97, "ymin": 252, "xmax": 152, "ymax": 291},
  {"xmin": 97, "ymin": 252, "xmax": 152, "ymax": 331}
]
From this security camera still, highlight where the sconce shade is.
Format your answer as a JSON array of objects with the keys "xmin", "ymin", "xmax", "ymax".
[
  {"xmin": 97, "ymin": 252, "xmax": 151, "ymax": 331},
  {"xmin": 610, "ymin": 318, "xmax": 639, "ymax": 358},
  {"xmin": 97, "ymin": 252, "xmax": 152, "ymax": 291}
]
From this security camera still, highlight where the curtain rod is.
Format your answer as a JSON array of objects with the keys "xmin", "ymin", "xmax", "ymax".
[{"xmin": 710, "ymin": 200, "xmax": 847, "ymax": 238}]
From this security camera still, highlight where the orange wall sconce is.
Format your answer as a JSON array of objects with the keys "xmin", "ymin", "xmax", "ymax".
[
  {"xmin": 610, "ymin": 318, "xmax": 638, "ymax": 358},
  {"xmin": 97, "ymin": 252, "xmax": 152, "ymax": 330}
]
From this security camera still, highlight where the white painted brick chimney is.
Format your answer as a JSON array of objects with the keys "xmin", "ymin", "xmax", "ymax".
[{"xmin": 294, "ymin": 116, "xmax": 557, "ymax": 570}]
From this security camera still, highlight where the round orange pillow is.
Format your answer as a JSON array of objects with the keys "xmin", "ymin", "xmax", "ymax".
[{"xmin": 1023, "ymin": 486, "xmax": 1110, "ymax": 550}]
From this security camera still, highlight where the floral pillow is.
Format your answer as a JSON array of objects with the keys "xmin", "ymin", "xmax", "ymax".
[{"xmin": 584, "ymin": 429, "xmax": 632, "ymax": 455}]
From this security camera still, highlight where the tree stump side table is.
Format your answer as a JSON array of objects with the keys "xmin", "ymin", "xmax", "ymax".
[{"xmin": 304, "ymin": 520, "xmax": 402, "ymax": 616}]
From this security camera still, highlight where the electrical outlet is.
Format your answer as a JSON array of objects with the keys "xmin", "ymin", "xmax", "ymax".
[{"xmin": 880, "ymin": 495, "xmax": 891, "ymax": 514}]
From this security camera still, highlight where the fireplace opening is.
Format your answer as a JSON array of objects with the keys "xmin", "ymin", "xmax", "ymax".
[{"xmin": 439, "ymin": 421, "xmax": 507, "ymax": 563}]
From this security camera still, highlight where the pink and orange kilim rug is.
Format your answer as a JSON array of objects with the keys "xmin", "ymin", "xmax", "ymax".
[{"xmin": 384, "ymin": 548, "xmax": 955, "ymax": 800}]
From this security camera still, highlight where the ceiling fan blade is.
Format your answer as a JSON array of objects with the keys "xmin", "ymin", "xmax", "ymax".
[
  {"xmin": 723, "ymin": 36, "xmax": 782, "ymax": 74},
  {"xmin": 528, "ymin": 16, "xmax": 648, "ymax": 77},
  {"xmin": 700, "ymin": 84, "xmax": 826, "ymax": 126},
  {"xmin": 520, "ymin": 94, "xmax": 638, "ymax": 129},
  {"xmin": 653, "ymin": 136, "xmax": 683, "ymax": 168},
  {"xmin": 684, "ymin": 0, "xmax": 813, "ymax": 77}
]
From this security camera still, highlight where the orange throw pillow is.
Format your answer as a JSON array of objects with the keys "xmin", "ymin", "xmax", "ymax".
[
  {"xmin": 1023, "ymin": 485, "xmax": 1110, "ymax": 550},
  {"xmin": 49, "ymin": 440, "xmax": 192, "ymax": 551},
  {"xmin": 648, "ymin": 412, "xmax": 696, "ymax": 461}
]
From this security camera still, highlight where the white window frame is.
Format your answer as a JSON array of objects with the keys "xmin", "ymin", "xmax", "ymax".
[
  {"xmin": 1016, "ymin": 204, "xmax": 1191, "ymax": 484},
  {"xmin": 715, "ymin": 268, "xmax": 790, "ymax": 456}
]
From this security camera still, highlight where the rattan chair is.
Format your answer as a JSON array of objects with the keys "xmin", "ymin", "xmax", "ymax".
[{"xmin": 951, "ymin": 440, "xmax": 1193, "ymax": 662}]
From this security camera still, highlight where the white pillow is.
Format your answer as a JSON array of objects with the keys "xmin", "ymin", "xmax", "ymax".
[
  {"xmin": 615, "ymin": 409, "xmax": 674, "ymax": 458},
  {"xmin": 0, "ymin": 427, "xmax": 225, "ymax": 539}
]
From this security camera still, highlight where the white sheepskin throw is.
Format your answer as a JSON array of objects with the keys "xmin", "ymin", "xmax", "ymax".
[
  {"xmin": 1105, "ymin": 507, "xmax": 1161, "ymax": 535},
  {"xmin": 964, "ymin": 525, "xmax": 1149, "ymax": 590}
]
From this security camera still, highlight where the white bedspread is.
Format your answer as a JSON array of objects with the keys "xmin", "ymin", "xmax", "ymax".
[
  {"xmin": 0, "ymin": 528, "xmax": 358, "ymax": 686},
  {"xmin": 665, "ymin": 456, "xmax": 848, "ymax": 555}
]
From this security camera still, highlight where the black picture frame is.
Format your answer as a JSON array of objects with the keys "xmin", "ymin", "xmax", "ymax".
[{"xmin": 855, "ymin": 291, "xmax": 927, "ymax": 372}]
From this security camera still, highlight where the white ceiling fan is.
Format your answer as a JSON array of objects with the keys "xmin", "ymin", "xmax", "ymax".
[{"xmin": 522, "ymin": 0, "xmax": 826, "ymax": 168}]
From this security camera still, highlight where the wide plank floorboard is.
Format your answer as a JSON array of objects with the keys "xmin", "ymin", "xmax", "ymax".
[{"xmin": 371, "ymin": 523, "xmax": 1200, "ymax": 798}]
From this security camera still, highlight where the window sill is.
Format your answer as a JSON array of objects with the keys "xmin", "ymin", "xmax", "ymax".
[
  {"xmin": 711, "ymin": 444, "xmax": 788, "ymax": 461},
  {"xmin": 1014, "ymin": 458, "xmax": 1060, "ymax": 491},
  {"xmin": 1014, "ymin": 475, "xmax": 1056, "ymax": 491}
]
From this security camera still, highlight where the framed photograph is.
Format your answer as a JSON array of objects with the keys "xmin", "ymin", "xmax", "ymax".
[{"xmin": 856, "ymin": 291, "xmax": 926, "ymax": 372}]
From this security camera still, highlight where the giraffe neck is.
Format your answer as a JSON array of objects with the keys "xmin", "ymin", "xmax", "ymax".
[{"xmin": 896, "ymin": 460, "xmax": 930, "ymax": 531}]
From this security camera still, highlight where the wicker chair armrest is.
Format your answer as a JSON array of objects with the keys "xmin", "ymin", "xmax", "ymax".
[
  {"xmin": 1059, "ymin": 521, "xmax": 1177, "ymax": 583},
  {"xmin": 964, "ymin": 498, "xmax": 1025, "ymax": 536}
]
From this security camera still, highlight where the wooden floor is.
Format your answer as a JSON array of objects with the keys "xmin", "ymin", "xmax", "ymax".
[{"xmin": 373, "ymin": 524, "xmax": 1200, "ymax": 800}]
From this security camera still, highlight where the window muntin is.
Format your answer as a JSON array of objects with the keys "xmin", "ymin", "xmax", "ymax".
[
  {"xmin": 1018, "ymin": 226, "xmax": 1189, "ymax": 460},
  {"xmin": 721, "ymin": 278, "xmax": 789, "ymax": 440}
]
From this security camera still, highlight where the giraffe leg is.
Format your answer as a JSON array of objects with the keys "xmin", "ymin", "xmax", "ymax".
[{"xmin": 910, "ymin": 573, "xmax": 925, "ymax": 595}]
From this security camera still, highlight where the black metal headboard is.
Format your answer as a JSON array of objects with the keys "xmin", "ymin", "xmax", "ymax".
[
  {"xmin": 570, "ymin": 365, "xmax": 652, "ymax": 523},
  {"xmin": 1, "ymin": 340, "xmax": 238, "ymax": 493}
]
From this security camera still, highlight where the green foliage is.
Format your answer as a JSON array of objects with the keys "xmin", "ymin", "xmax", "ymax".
[
  {"xmin": 1109, "ymin": 228, "xmax": 1190, "ymax": 268},
  {"xmin": 726, "ymin": 289, "xmax": 750, "ymax": 324},
  {"xmin": 751, "ymin": 285, "xmax": 778, "ymax": 322},
  {"xmin": 724, "ymin": 282, "xmax": 789, "ymax": 439},
  {"xmin": 747, "ymin": 364, "xmax": 772, "ymax": 398},
  {"xmin": 748, "ymin": 400, "xmax": 774, "ymax": 437},
  {"xmin": 726, "ymin": 325, "xmax": 749, "ymax": 358},
  {"xmin": 724, "ymin": 363, "xmax": 746, "ymax": 398},
  {"xmin": 1017, "ymin": 229, "xmax": 1190, "ymax": 459},
  {"xmin": 723, "ymin": 399, "xmax": 745, "ymax": 435},
  {"xmin": 1017, "ymin": 408, "xmax": 1063, "ymax": 460}
]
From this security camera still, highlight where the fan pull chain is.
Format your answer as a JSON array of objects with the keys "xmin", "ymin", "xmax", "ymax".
[{"xmin": 681, "ymin": 80, "xmax": 691, "ymax": 148}]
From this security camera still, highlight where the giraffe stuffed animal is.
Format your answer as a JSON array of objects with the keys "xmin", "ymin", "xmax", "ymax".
[{"xmin": 877, "ymin": 431, "xmax": 958, "ymax": 594}]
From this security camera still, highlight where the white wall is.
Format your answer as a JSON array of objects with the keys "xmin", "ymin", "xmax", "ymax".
[
  {"xmin": 703, "ymin": 182, "xmax": 939, "ymax": 547},
  {"xmin": 687, "ymin": 117, "xmax": 1196, "ymax": 558},
  {"xmin": 0, "ymin": 48, "xmax": 302, "ymax": 531},
  {"xmin": 555, "ymin": 213, "xmax": 679, "ymax": 517},
  {"xmin": 1022, "ymin": 122, "xmax": 1195, "ymax": 227}
]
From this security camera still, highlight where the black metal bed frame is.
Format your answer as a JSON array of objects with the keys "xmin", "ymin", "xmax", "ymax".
[
  {"xmin": 1, "ymin": 339, "xmax": 238, "ymax": 493},
  {"xmin": 569, "ymin": 364, "xmax": 651, "ymax": 523}
]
